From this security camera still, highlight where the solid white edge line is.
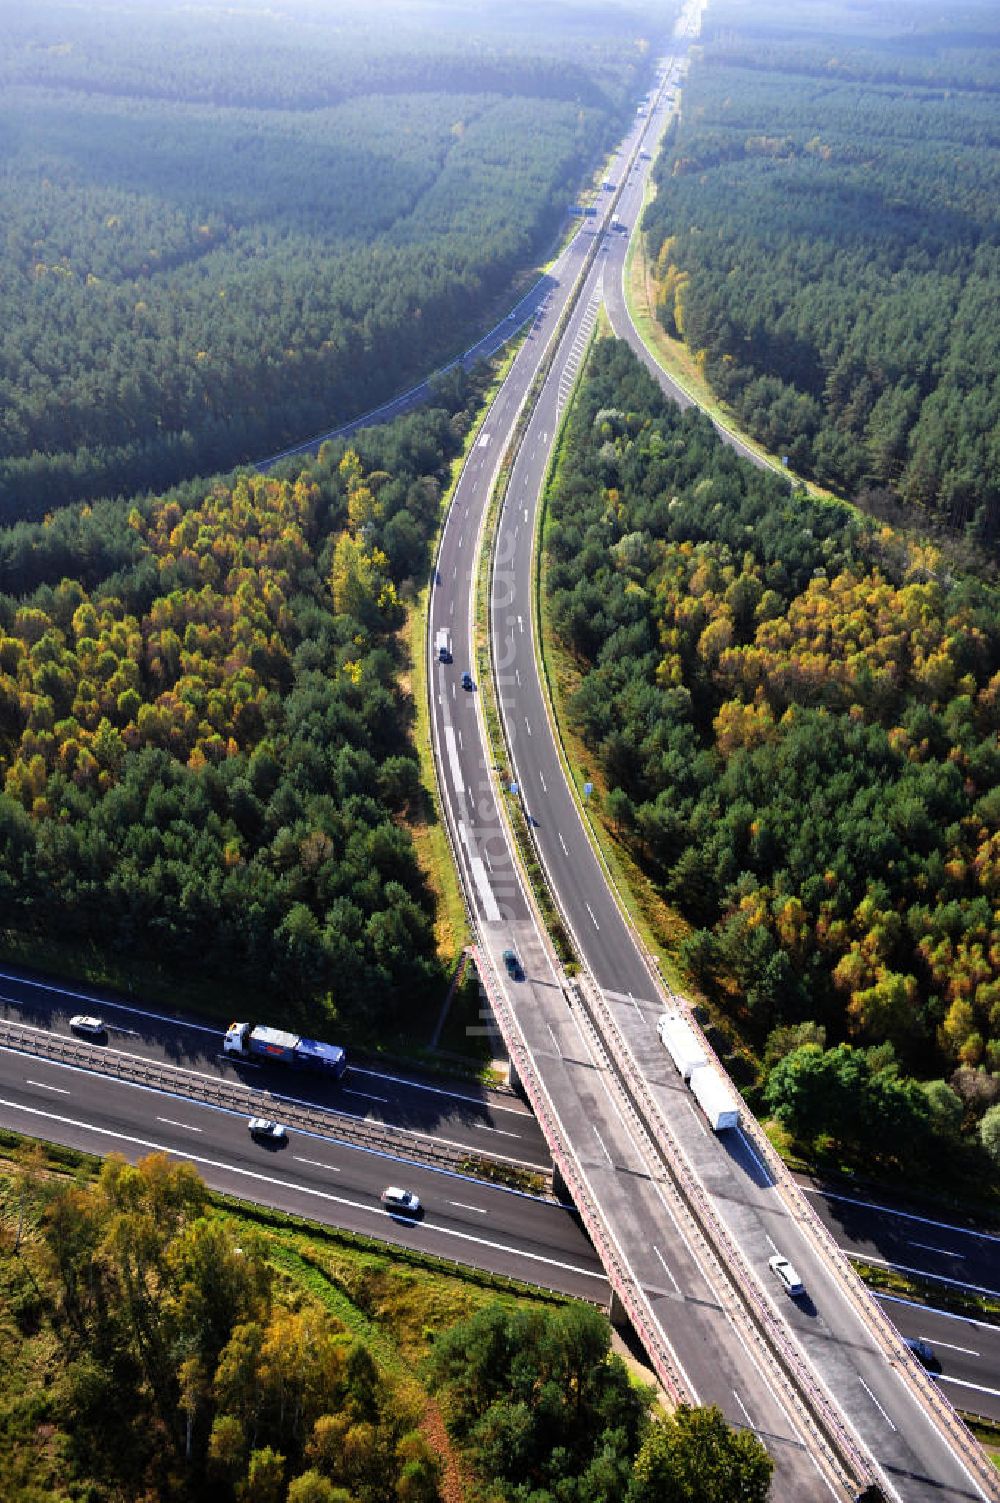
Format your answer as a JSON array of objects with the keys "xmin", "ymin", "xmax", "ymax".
[{"xmin": 0, "ymin": 1094, "xmax": 608, "ymax": 1285}]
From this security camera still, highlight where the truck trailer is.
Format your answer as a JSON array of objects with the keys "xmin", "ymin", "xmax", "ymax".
[
  {"xmin": 224, "ymin": 1022, "xmax": 346, "ymax": 1077},
  {"xmin": 656, "ymin": 1011, "xmax": 708, "ymax": 1081},
  {"xmin": 434, "ymin": 628, "xmax": 452, "ymax": 663},
  {"xmin": 689, "ymin": 1064, "xmax": 740, "ymax": 1132}
]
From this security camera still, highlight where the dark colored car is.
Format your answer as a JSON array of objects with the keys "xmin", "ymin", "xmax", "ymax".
[
  {"xmin": 461, "ymin": 671, "xmax": 474, "ymax": 691},
  {"xmin": 502, "ymin": 948, "xmax": 523, "ymax": 980},
  {"xmin": 904, "ymin": 1337, "xmax": 938, "ymax": 1369}
]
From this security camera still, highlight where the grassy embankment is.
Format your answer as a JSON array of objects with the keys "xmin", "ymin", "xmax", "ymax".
[{"xmin": 0, "ymin": 1132, "xmax": 582, "ymax": 1502}]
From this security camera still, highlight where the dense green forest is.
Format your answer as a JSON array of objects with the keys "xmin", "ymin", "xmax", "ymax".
[
  {"xmin": 545, "ymin": 338, "xmax": 1000, "ymax": 1170},
  {"xmin": 0, "ymin": 1149, "xmax": 772, "ymax": 1502},
  {"xmin": 0, "ymin": 363, "xmax": 492, "ymax": 1028},
  {"xmin": 642, "ymin": 0, "xmax": 1000, "ymax": 547},
  {"xmin": 0, "ymin": 0, "xmax": 669, "ymax": 521}
]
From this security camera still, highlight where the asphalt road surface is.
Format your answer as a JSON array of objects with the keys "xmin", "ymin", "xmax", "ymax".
[
  {"xmin": 428, "ymin": 17, "xmax": 996, "ymax": 1503},
  {"xmin": 0, "ymin": 962, "xmax": 549, "ymax": 1170},
  {"xmin": 0, "ymin": 1051, "xmax": 605, "ymax": 1302}
]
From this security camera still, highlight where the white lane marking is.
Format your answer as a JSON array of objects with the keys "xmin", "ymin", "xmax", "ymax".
[
  {"xmin": 732, "ymin": 1390, "xmax": 755, "ymax": 1431},
  {"xmin": 449, "ymin": 1201, "xmax": 487, "ymax": 1215},
  {"xmin": 515, "ymin": 667, "xmax": 521, "ymax": 685},
  {"xmin": 26, "ymin": 1079, "xmax": 70, "ymax": 1094},
  {"xmin": 858, "ymin": 1378, "xmax": 896, "ymax": 1431},
  {"xmin": 472, "ymin": 1121, "xmax": 522, "ymax": 1141},
  {"xmin": 652, "ymin": 1243, "xmax": 681, "ymax": 1294},
  {"xmin": 0, "ymin": 970, "xmax": 217, "ymax": 1037},
  {"xmin": 457, "ymin": 730, "xmax": 463, "ymax": 750},
  {"xmin": 448, "ymin": 599, "xmax": 454, "ymax": 616},
  {"xmin": 875, "ymin": 1291, "xmax": 1000, "ymax": 1332},
  {"xmin": 539, "ymin": 772, "xmax": 547, "ymax": 793},
  {"xmin": 546, "ymin": 1023, "xmax": 560, "ymax": 1053},
  {"xmin": 348, "ymin": 1065, "xmax": 532, "ymax": 1119},
  {"xmin": 483, "ymin": 850, "xmax": 492, "ymax": 871},
  {"xmin": 803, "ymin": 1184, "xmax": 1000, "ymax": 1245},
  {"xmin": 685, "ymin": 1098, "xmax": 708, "ymax": 1136},
  {"xmin": 157, "ymin": 1117, "xmax": 202, "ymax": 1132},
  {"xmin": 911, "ymin": 1239, "xmax": 964, "ymax": 1258},
  {"xmin": 736, "ymin": 1129, "xmax": 773, "ymax": 1187},
  {"xmin": 764, "ymin": 1233, "xmax": 779, "ymax": 1254},
  {"xmin": 294, "ymin": 1156, "xmax": 341, "ymax": 1172},
  {"xmin": 444, "ymin": 725, "xmax": 465, "ymax": 796},
  {"xmin": 524, "ymin": 717, "xmax": 532, "ymax": 737},
  {"xmin": 930, "ymin": 1338, "xmax": 981, "ymax": 1356},
  {"xmin": 558, "ymin": 833, "xmax": 569, "ymax": 855},
  {"xmin": 343, "ymin": 1089, "xmax": 389, "ymax": 1104},
  {"xmin": 593, "ymin": 1125, "xmax": 613, "ymax": 1167},
  {"xmin": 523, "ymin": 509, "xmax": 528, "ymax": 523},
  {"xmin": 585, "ymin": 902, "xmax": 600, "ymax": 930},
  {"xmin": 0, "ymin": 1096, "xmax": 607, "ymax": 1283},
  {"xmin": 452, "ymin": 564, "xmax": 458, "ymax": 579},
  {"xmin": 478, "ymin": 432, "xmax": 490, "ymax": 447},
  {"xmin": 937, "ymin": 1374, "xmax": 1000, "ymax": 1400},
  {"xmin": 851, "ymin": 1253, "xmax": 1000, "ymax": 1299}
]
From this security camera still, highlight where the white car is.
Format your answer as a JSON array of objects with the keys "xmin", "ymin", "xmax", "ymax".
[
  {"xmin": 248, "ymin": 1117, "xmax": 286, "ymax": 1141},
  {"xmin": 768, "ymin": 1253, "xmax": 805, "ymax": 1297},
  {"xmin": 381, "ymin": 1186, "xmax": 422, "ymax": 1216},
  {"xmin": 69, "ymin": 1015, "xmax": 105, "ymax": 1038}
]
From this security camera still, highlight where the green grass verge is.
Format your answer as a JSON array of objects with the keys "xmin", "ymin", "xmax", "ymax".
[
  {"xmin": 851, "ymin": 1256, "xmax": 1000, "ymax": 1326},
  {"xmin": 0, "ymin": 1130, "xmax": 579, "ymax": 1325}
]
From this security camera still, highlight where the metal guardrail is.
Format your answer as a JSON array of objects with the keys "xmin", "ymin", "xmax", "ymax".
[
  {"xmin": 0, "ymin": 1020, "xmax": 549, "ymax": 1184},
  {"xmin": 471, "ymin": 946, "xmax": 690, "ymax": 1406},
  {"xmin": 657, "ymin": 1000, "xmax": 1000, "ymax": 1500},
  {"xmin": 571, "ymin": 975, "xmax": 869, "ymax": 1496}
]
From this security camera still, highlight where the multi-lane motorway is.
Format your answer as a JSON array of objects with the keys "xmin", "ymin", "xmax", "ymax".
[
  {"xmin": 0, "ymin": 964, "xmax": 549, "ymax": 1171},
  {"xmin": 0, "ymin": 984, "xmax": 997, "ymax": 1422},
  {"xmin": 0, "ymin": 7, "xmax": 996, "ymax": 1500},
  {"xmin": 0, "ymin": 1052, "xmax": 604, "ymax": 1301},
  {"xmin": 425, "ymin": 9, "xmax": 997, "ymax": 1502}
]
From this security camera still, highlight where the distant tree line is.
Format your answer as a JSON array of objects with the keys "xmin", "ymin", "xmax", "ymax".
[
  {"xmin": 0, "ymin": 0, "xmax": 663, "ymax": 521},
  {"xmin": 545, "ymin": 338, "xmax": 1000, "ymax": 1168},
  {"xmin": 642, "ymin": 3, "xmax": 1000, "ymax": 547}
]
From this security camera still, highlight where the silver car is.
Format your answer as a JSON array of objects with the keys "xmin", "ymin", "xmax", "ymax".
[
  {"xmin": 381, "ymin": 1186, "xmax": 422, "ymax": 1216},
  {"xmin": 69, "ymin": 1015, "xmax": 106, "ymax": 1038},
  {"xmin": 768, "ymin": 1254, "xmax": 805, "ymax": 1297}
]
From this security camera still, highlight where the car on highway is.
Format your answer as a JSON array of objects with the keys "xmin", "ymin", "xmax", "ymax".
[
  {"xmin": 69, "ymin": 1014, "xmax": 106, "ymax": 1038},
  {"xmin": 381, "ymin": 1186, "xmax": 422, "ymax": 1216},
  {"xmin": 904, "ymin": 1337, "xmax": 938, "ymax": 1369},
  {"xmin": 461, "ymin": 671, "xmax": 474, "ymax": 691},
  {"xmin": 248, "ymin": 1117, "xmax": 286, "ymax": 1142},
  {"xmin": 502, "ymin": 948, "xmax": 523, "ymax": 980},
  {"xmin": 768, "ymin": 1253, "xmax": 805, "ymax": 1296}
]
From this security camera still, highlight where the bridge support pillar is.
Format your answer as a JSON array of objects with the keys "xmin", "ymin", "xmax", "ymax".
[
  {"xmin": 551, "ymin": 1161, "xmax": 569, "ymax": 1201},
  {"xmin": 608, "ymin": 1287, "xmax": 631, "ymax": 1331},
  {"xmin": 507, "ymin": 1053, "xmax": 521, "ymax": 1094}
]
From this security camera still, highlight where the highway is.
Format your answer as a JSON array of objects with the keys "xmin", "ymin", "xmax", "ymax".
[
  {"xmin": 426, "ymin": 6, "xmax": 997, "ymax": 1501},
  {"xmin": 0, "ymin": 8, "xmax": 992, "ymax": 1497},
  {"xmin": 0, "ymin": 964, "xmax": 550, "ymax": 1171},
  {"xmin": 3, "ymin": 959, "xmax": 999, "ymax": 1415},
  {"xmin": 0, "ymin": 1051, "xmax": 605, "ymax": 1302},
  {"xmin": 1, "ymin": 1037, "xmax": 997, "ymax": 1423}
]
